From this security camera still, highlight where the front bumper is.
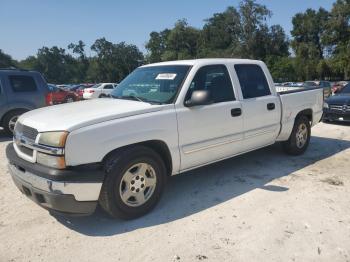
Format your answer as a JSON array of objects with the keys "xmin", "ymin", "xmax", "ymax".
[
  {"xmin": 323, "ymin": 110, "xmax": 350, "ymax": 122},
  {"xmin": 6, "ymin": 143, "xmax": 104, "ymax": 215}
]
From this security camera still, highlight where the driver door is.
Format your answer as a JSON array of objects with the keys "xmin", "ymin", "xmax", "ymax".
[{"xmin": 175, "ymin": 65, "xmax": 244, "ymax": 171}]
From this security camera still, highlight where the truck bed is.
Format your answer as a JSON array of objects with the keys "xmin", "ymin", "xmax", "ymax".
[{"xmin": 276, "ymin": 87, "xmax": 324, "ymax": 141}]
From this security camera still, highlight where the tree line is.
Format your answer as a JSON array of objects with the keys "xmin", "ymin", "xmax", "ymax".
[{"xmin": 1, "ymin": 0, "xmax": 349, "ymax": 83}]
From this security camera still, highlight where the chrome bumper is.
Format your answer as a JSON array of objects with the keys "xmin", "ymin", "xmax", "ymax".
[{"xmin": 8, "ymin": 163, "xmax": 102, "ymax": 202}]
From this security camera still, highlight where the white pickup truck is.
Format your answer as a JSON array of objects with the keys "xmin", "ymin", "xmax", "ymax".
[{"xmin": 6, "ymin": 59, "xmax": 323, "ymax": 219}]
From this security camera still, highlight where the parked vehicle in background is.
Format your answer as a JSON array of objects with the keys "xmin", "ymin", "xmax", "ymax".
[
  {"xmin": 56, "ymin": 84, "xmax": 70, "ymax": 90},
  {"xmin": 323, "ymin": 83, "xmax": 350, "ymax": 122},
  {"xmin": 0, "ymin": 69, "xmax": 51, "ymax": 135},
  {"xmin": 303, "ymin": 81, "xmax": 318, "ymax": 87},
  {"xmin": 69, "ymin": 84, "xmax": 86, "ymax": 100},
  {"xmin": 48, "ymin": 84, "xmax": 80, "ymax": 104},
  {"xmin": 6, "ymin": 59, "xmax": 323, "ymax": 219},
  {"xmin": 304, "ymin": 81, "xmax": 332, "ymax": 98},
  {"xmin": 83, "ymin": 83, "xmax": 116, "ymax": 99},
  {"xmin": 281, "ymin": 82, "xmax": 303, "ymax": 87},
  {"xmin": 82, "ymin": 83, "xmax": 95, "ymax": 88}
]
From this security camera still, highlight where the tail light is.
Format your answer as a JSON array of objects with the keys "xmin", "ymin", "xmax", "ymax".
[
  {"xmin": 46, "ymin": 92, "xmax": 53, "ymax": 106},
  {"xmin": 88, "ymin": 90, "xmax": 95, "ymax": 93}
]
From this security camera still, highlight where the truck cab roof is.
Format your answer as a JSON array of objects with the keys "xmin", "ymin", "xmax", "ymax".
[{"xmin": 141, "ymin": 58, "xmax": 264, "ymax": 68}]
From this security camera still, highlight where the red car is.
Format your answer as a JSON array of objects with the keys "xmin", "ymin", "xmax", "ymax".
[{"xmin": 48, "ymin": 84, "xmax": 80, "ymax": 104}]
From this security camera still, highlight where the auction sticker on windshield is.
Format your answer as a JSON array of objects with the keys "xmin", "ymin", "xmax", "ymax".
[{"xmin": 156, "ymin": 73, "xmax": 177, "ymax": 80}]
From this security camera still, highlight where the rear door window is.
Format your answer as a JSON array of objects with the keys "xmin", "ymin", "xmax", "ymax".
[
  {"xmin": 234, "ymin": 64, "xmax": 271, "ymax": 99},
  {"xmin": 9, "ymin": 75, "xmax": 38, "ymax": 92}
]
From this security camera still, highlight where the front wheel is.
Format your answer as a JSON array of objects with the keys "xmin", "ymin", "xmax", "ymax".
[
  {"xmin": 99, "ymin": 146, "xmax": 167, "ymax": 219},
  {"xmin": 282, "ymin": 116, "xmax": 311, "ymax": 155},
  {"xmin": 3, "ymin": 110, "xmax": 26, "ymax": 135}
]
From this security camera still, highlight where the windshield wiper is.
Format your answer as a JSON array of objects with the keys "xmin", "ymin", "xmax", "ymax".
[{"xmin": 112, "ymin": 95, "xmax": 162, "ymax": 105}]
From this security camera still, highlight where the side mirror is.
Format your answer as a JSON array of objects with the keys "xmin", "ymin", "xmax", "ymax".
[{"xmin": 185, "ymin": 90, "xmax": 212, "ymax": 107}]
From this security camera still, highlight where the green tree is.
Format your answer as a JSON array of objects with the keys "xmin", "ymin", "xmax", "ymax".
[
  {"xmin": 90, "ymin": 38, "xmax": 143, "ymax": 82},
  {"xmin": 19, "ymin": 56, "xmax": 38, "ymax": 70},
  {"xmin": 291, "ymin": 8, "xmax": 330, "ymax": 80},
  {"xmin": 267, "ymin": 57, "xmax": 297, "ymax": 82},
  {"xmin": 237, "ymin": 0, "xmax": 272, "ymax": 58},
  {"xmin": 323, "ymin": 0, "xmax": 350, "ymax": 79},
  {"xmin": 161, "ymin": 19, "xmax": 201, "ymax": 61},
  {"xmin": 200, "ymin": 6, "xmax": 241, "ymax": 56},
  {"xmin": 145, "ymin": 30, "xmax": 170, "ymax": 63},
  {"xmin": 68, "ymin": 40, "xmax": 89, "ymax": 83},
  {"xmin": 34, "ymin": 46, "xmax": 75, "ymax": 83},
  {"xmin": 0, "ymin": 49, "xmax": 17, "ymax": 68},
  {"xmin": 146, "ymin": 0, "xmax": 289, "ymax": 63}
]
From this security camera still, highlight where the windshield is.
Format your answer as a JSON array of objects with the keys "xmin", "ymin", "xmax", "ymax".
[
  {"xmin": 111, "ymin": 65, "xmax": 191, "ymax": 104},
  {"xmin": 339, "ymin": 84, "xmax": 350, "ymax": 94},
  {"xmin": 91, "ymin": 84, "xmax": 102, "ymax": 89}
]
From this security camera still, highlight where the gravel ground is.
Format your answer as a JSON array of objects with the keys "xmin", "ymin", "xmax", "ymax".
[{"xmin": 0, "ymin": 122, "xmax": 350, "ymax": 262}]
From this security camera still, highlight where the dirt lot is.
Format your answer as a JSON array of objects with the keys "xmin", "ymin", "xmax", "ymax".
[{"xmin": 0, "ymin": 122, "xmax": 350, "ymax": 262}]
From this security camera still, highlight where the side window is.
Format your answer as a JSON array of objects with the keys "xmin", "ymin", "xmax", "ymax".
[
  {"xmin": 234, "ymin": 64, "xmax": 271, "ymax": 99},
  {"xmin": 9, "ymin": 75, "xmax": 37, "ymax": 92},
  {"xmin": 186, "ymin": 65, "xmax": 235, "ymax": 103},
  {"xmin": 104, "ymin": 84, "xmax": 113, "ymax": 89}
]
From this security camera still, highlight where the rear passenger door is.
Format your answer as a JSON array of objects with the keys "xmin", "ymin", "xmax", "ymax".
[{"xmin": 234, "ymin": 64, "xmax": 281, "ymax": 150}]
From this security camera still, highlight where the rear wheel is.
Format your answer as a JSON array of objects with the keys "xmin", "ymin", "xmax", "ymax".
[
  {"xmin": 99, "ymin": 146, "xmax": 167, "ymax": 219},
  {"xmin": 65, "ymin": 96, "xmax": 75, "ymax": 103},
  {"xmin": 2, "ymin": 110, "xmax": 26, "ymax": 136},
  {"xmin": 282, "ymin": 116, "xmax": 311, "ymax": 155}
]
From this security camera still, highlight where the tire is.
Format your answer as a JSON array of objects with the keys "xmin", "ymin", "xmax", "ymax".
[
  {"xmin": 65, "ymin": 96, "xmax": 75, "ymax": 103},
  {"xmin": 99, "ymin": 145, "xmax": 167, "ymax": 219},
  {"xmin": 282, "ymin": 116, "xmax": 311, "ymax": 155},
  {"xmin": 2, "ymin": 110, "xmax": 27, "ymax": 136},
  {"xmin": 99, "ymin": 94, "xmax": 107, "ymax": 98}
]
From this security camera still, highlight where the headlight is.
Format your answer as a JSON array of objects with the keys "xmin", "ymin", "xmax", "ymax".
[
  {"xmin": 36, "ymin": 131, "xmax": 68, "ymax": 169},
  {"xmin": 37, "ymin": 152, "xmax": 66, "ymax": 169},
  {"xmin": 323, "ymin": 102, "xmax": 329, "ymax": 109},
  {"xmin": 38, "ymin": 131, "xmax": 68, "ymax": 147}
]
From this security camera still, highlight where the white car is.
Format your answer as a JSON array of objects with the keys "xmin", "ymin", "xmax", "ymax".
[
  {"xmin": 7, "ymin": 59, "xmax": 323, "ymax": 219},
  {"xmin": 83, "ymin": 83, "xmax": 116, "ymax": 99}
]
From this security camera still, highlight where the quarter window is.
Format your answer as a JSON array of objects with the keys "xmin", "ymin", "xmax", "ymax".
[
  {"xmin": 186, "ymin": 65, "xmax": 235, "ymax": 103},
  {"xmin": 234, "ymin": 64, "xmax": 271, "ymax": 99},
  {"xmin": 9, "ymin": 75, "xmax": 37, "ymax": 92}
]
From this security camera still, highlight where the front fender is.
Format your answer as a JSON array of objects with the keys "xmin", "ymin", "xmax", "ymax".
[{"xmin": 65, "ymin": 108, "xmax": 180, "ymax": 174}]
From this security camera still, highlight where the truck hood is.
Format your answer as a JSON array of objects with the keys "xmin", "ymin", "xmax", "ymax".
[{"xmin": 19, "ymin": 99, "xmax": 166, "ymax": 132}]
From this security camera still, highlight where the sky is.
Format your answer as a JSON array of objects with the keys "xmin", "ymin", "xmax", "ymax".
[{"xmin": 0, "ymin": 0, "xmax": 335, "ymax": 60}]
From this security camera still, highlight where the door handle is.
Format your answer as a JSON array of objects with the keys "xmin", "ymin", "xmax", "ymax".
[
  {"xmin": 267, "ymin": 103, "xmax": 275, "ymax": 110},
  {"xmin": 231, "ymin": 108, "xmax": 242, "ymax": 117}
]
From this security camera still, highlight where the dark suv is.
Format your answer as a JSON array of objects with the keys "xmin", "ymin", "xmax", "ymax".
[{"xmin": 0, "ymin": 69, "xmax": 51, "ymax": 135}]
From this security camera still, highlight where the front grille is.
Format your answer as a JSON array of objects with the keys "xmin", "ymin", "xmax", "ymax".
[
  {"xmin": 15, "ymin": 122, "xmax": 38, "ymax": 141},
  {"xmin": 329, "ymin": 104, "xmax": 350, "ymax": 112}
]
